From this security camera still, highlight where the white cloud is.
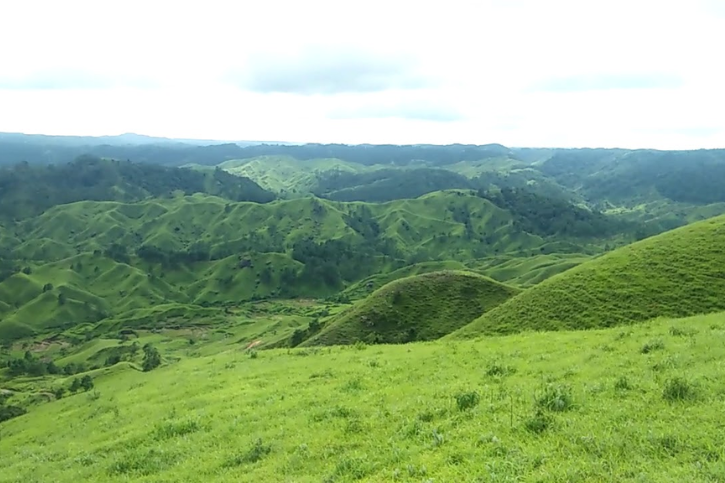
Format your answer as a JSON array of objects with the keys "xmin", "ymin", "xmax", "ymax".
[{"xmin": 0, "ymin": 0, "xmax": 723, "ymax": 148}]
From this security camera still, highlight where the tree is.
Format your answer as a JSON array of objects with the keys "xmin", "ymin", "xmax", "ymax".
[
  {"xmin": 142, "ymin": 344, "xmax": 161, "ymax": 372},
  {"xmin": 53, "ymin": 387, "xmax": 66, "ymax": 400},
  {"xmin": 57, "ymin": 292, "xmax": 66, "ymax": 305},
  {"xmin": 290, "ymin": 329, "xmax": 306, "ymax": 347},
  {"xmin": 69, "ymin": 378, "xmax": 81, "ymax": 393},
  {"xmin": 259, "ymin": 267, "xmax": 273, "ymax": 285},
  {"xmin": 80, "ymin": 375, "xmax": 94, "ymax": 392},
  {"xmin": 42, "ymin": 283, "xmax": 53, "ymax": 292}
]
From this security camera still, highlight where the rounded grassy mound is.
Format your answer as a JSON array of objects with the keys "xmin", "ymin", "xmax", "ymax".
[
  {"xmin": 451, "ymin": 214, "xmax": 725, "ymax": 338},
  {"xmin": 303, "ymin": 270, "xmax": 520, "ymax": 346}
]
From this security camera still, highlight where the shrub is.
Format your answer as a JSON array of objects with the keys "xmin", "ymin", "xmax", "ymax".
[
  {"xmin": 69, "ymin": 378, "xmax": 82, "ymax": 393},
  {"xmin": 0, "ymin": 405, "xmax": 26, "ymax": 423},
  {"xmin": 80, "ymin": 375, "xmax": 94, "ymax": 392},
  {"xmin": 455, "ymin": 391, "xmax": 480, "ymax": 411},
  {"xmin": 536, "ymin": 384, "xmax": 574, "ymax": 412},
  {"xmin": 142, "ymin": 344, "xmax": 162, "ymax": 372}
]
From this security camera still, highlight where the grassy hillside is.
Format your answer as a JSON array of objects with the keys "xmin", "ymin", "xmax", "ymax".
[
  {"xmin": 340, "ymin": 260, "xmax": 469, "ymax": 300},
  {"xmin": 5, "ymin": 190, "xmax": 615, "ymax": 270},
  {"xmin": 2, "ymin": 313, "xmax": 725, "ymax": 481},
  {"xmin": 303, "ymin": 271, "xmax": 519, "ymax": 346},
  {"xmin": 470, "ymin": 253, "xmax": 591, "ymax": 287},
  {"xmin": 452, "ymin": 214, "xmax": 725, "ymax": 338},
  {"xmin": 219, "ymin": 155, "xmax": 371, "ymax": 196},
  {"xmin": 0, "ymin": 156, "xmax": 274, "ymax": 220},
  {"xmin": 0, "ymin": 190, "xmax": 629, "ymax": 341}
]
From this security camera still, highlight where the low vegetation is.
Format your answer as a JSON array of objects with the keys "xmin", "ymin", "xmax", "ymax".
[{"xmin": 2, "ymin": 313, "xmax": 724, "ymax": 481}]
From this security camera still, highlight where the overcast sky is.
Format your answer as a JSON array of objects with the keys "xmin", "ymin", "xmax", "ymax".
[{"xmin": 1, "ymin": 0, "xmax": 724, "ymax": 148}]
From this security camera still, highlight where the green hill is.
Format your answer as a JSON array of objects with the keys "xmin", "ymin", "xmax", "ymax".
[
  {"xmin": 0, "ymin": 190, "xmax": 625, "ymax": 341},
  {"xmin": 471, "ymin": 253, "xmax": 591, "ymax": 287},
  {"xmin": 219, "ymin": 155, "xmax": 370, "ymax": 195},
  {"xmin": 0, "ymin": 156, "xmax": 274, "ymax": 220},
  {"xmin": 302, "ymin": 271, "xmax": 520, "ymax": 346},
  {"xmin": 340, "ymin": 260, "xmax": 469, "ymax": 300},
  {"xmin": 452, "ymin": 214, "xmax": 725, "ymax": 338}
]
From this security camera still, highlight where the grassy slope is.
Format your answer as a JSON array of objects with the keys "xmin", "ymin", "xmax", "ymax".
[
  {"xmin": 303, "ymin": 271, "xmax": 520, "ymax": 346},
  {"xmin": 2, "ymin": 313, "xmax": 725, "ymax": 481},
  {"xmin": 0, "ymin": 191, "xmax": 605, "ymax": 340},
  {"xmin": 0, "ymin": 251, "xmax": 318, "ymax": 339},
  {"xmin": 453, "ymin": 214, "xmax": 725, "ymax": 338},
  {"xmin": 340, "ymin": 260, "xmax": 468, "ymax": 300},
  {"xmin": 6, "ymin": 191, "xmax": 551, "ymax": 261},
  {"xmin": 219, "ymin": 155, "xmax": 371, "ymax": 194},
  {"xmin": 470, "ymin": 253, "xmax": 591, "ymax": 287}
]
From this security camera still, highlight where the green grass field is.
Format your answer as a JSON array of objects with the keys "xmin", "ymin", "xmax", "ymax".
[{"xmin": 2, "ymin": 312, "xmax": 725, "ymax": 482}]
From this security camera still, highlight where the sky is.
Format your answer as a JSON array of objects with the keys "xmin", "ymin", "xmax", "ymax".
[{"xmin": 0, "ymin": 0, "xmax": 724, "ymax": 149}]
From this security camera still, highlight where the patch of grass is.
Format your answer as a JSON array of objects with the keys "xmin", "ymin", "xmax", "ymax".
[
  {"xmin": 614, "ymin": 376, "xmax": 633, "ymax": 391},
  {"xmin": 485, "ymin": 361, "xmax": 517, "ymax": 377},
  {"xmin": 641, "ymin": 339, "xmax": 665, "ymax": 354},
  {"xmin": 662, "ymin": 377, "xmax": 700, "ymax": 402},
  {"xmin": 223, "ymin": 438, "xmax": 271, "ymax": 467},
  {"xmin": 153, "ymin": 419, "xmax": 202, "ymax": 440},
  {"xmin": 524, "ymin": 410, "xmax": 555, "ymax": 434}
]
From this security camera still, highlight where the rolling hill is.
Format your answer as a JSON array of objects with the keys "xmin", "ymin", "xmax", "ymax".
[
  {"xmin": 302, "ymin": 271, "xmax": 520, "ymax": 346},
  {"xmin": 0, "ymin": 189, "xmax": 621, "ymax": 341},
  {"xmin": 451, "ymin": 214, "xmax": 725, "ymax": 338},
  {"xmin": 0, "ymin": 156, "xmax": 274, "ymax": 220}
]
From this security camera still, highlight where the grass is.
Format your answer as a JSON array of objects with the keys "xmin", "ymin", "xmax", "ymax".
[
  {"xmin": 0, "ymin": 191, "xmax": 595, "ymax": 341},
  {"xmin": 2, "ymin": 312, "xmax": 725, "ymax": 481},
  {"xmin": 340, "ymin": 260, "xmax": 469, "ymax": 300},
  {"xmin": 219, "ymin": 155, "xmax": 371, "ymax": 195},
  {"xmin": 471, "ymin": 252, "xmax": 592, "ymax": 287},
  {"xmin": 452, "ymin": 214, "xmax": 725, "ymax": 338},
  {"xmin": 303, "ymin": 270, "xmax": 519, "ymax": 346}
]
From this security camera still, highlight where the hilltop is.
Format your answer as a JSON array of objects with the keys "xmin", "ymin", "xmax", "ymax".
[
  {"xmin": 452, "ymin": 214, "xmax": 725, "ymax": 338},
  {"xmin": 301, "ymin": 271, "xmax": 519, "ymax": 346}
]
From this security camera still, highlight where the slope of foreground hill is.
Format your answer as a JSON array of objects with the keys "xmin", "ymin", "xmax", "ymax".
[
  {"xmin": 301, "ymin": 271, "xmax": 520, "ymax": 346},
  {"xmin": 1, "ymin": 313, "xmax": 724, "ymax": 481},
  {"xmin": 452, "ymin": 214, "xmax": 725, "ymax": 338}
]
